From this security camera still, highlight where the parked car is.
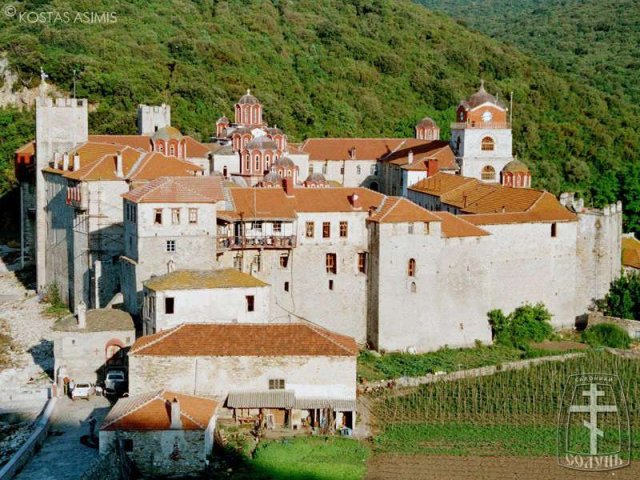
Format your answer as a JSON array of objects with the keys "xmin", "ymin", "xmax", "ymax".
[
  {"xmin": 104, "ymin": 369, "xmax": 128, "ymax": 396},
  {"xmin": 71, "ymin": 383, "xmax": 93, "ymax": 400}
]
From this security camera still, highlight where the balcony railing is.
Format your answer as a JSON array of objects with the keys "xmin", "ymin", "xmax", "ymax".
[
  {"xmin": 450, "ymin": 121, "xmax": 511, "ymax": 129},
  {"xmin": 217, "ymin": 235, "xmax": 296, "ymax": 250}
]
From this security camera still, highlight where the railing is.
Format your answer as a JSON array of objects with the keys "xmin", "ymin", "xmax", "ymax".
[
  {"xmin": 217, "ymin": 235, "xmax": 296, "ymax": 250},
  {"xmin": 450, "ymin": 121, "xmax": 511, "ymax": 129}
]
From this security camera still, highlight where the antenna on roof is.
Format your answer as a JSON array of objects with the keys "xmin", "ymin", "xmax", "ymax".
[{"xmin": 509, "ymin": 91, "xmax": 514, "ymax": 125}]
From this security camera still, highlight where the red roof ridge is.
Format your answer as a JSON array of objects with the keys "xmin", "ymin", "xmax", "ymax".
[
  {"xmin": 130, "ymin": 324, "xmax": 185, "ymax": 355},
  {"xmin": 101, "ymin": 389, "xmax": 162, "ymax": 430},
  {"xmin": 299, "ymin": 321, "xmax": 359, "ymax": 356},
  {"xmin": 527, "ymin": 190, "xmax": 553, "ymax": 212}
]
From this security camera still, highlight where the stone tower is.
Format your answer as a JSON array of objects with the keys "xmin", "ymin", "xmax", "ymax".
[
  {"xmin": 35, "ymin": 82, "xmax": 88, "ymax": 292},
  {"xmin": 450, "ymin": 81, "xmax": 513, "ymax": 183},
  {"xmin": 137, "ymin": 104, "xmax": 171, "ymax": 135}
]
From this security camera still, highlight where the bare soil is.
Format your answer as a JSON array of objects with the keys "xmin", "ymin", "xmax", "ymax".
[
  {"xmin": 530, "ymin": 340, "xmax": 588, "ymax": 351},
  {"xmin": 366, "ymin": 454, "xmax": 640, "ymax": 479}
]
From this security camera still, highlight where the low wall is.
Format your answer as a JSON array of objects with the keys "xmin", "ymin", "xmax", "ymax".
[
  {"xmin": 359, "ymin": 353, "xmax": 585, "ymax": 392},
  {"xmin": 578, "ymin": 313, "xmax": 640, "ymax": 339},
  {"xmin": 0, "ymin": 397, "xmax": 58, "ymax": 480}
]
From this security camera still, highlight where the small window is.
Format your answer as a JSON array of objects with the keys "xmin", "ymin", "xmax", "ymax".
[
  {"xmin": 280, "ymin": 255, "xmax": 289, "ymax": 268},
  {"xmin": 254, "ymin": 254, "xmax": 261, "ymax": 272},
  {"xmin": 410, "ymin": 282, "xmax": 417, "ymax": 293},
  {"xmin": 165, "ymin": 297, "xmax": 175, "ymax": 314},
  {"xmin": 166, "ymin": 240, "xmax": 176, "ymax": 252},
  {"xmin": 252, "ymin": 221, "xmax": 263, "ymax": 233},
  {"xmin": 154, "ymin": 209, "xmax": 162, "ymax": 225},
  {"xmin": 481, "ymin": 137, "xmax": 495, "ymax": 151},
  {"xmin": 305, "ymin": 221, "xmax": 315, "ymax": 238},
  {"xmin": 551, "ymin": 223, "xmax": 557, "ymax": 238},
  {"xmin": 322, "ymin": 222, "xmax": 331, "ymax": 238},
  {"xmin": 340, "ymin": 166, "xmax": 345, "ymax": 175},
  {"xmin": 408, "ymin": 258, "xmax": 416, "ymax": 277},
  {"xmin": 326, "ymin": 253, "xmax": 337, "ymax": 274},
  {"xmin": 339, "ymin": 221, "xmax": 348, "ymax": 238},
  {"xmin": 273, "ymin": 221, "xmax": 282, "ymax": 233},
  {"xmin": 169, "ymin": 145, "xmax": 175, "ymax": 156},
  {"xmin": 122, "ymin": 439, "xmax": 134, "ymax": 452},
  {"xmin": 370, "ymin": 165, "xmax": 376, "ymax": 175},
  {"xmin": 322, "ymin": 164, "xmax": 327, "ymax": 174},
  {"xmin": 269, "ymin": 379, "xmax": 285, "ymax": 390},
  {"xmin": 246, "ymin": 295, "xmax": 255, "ymax": 312},
  {"xmin": 481, "ymin": 165, "xmax": 496, "ymax": 181},
  {"xmin": 358, "ymin": 252, "xmax": 367, "ymax": 274},
  {"xmin": 408, "ymin": 223, "xmax": 414, "ymax": 234},
  {"xmin": 172, "ymin": 208, "xmax": 180, "ymax": 225},
  {"xmin": 189, "ymin": 208, "xmax": 198, "ymax": 224},
  {"xmin": 284, "ymin": 281, "xmax": 289, "ymax": 292},
  {"xmin": 329, "ymin": 279, "xmax": 334, "ymax": 290},
  {"xmin": 356, "ymin": 166, "xmax": 361, "ymax": 175}
]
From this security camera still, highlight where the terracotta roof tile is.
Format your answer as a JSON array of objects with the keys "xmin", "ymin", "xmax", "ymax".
[
  {"xmin": 144, "ymin": 269, "xmax": 269, "ymax": 291},
  {"xmin": 88, "ymin": 134, "xmax": 152, "ymax": 151},
  {"xmin": 129, "ymin": 323, "xmax": 358, "ymax": 357},
  {"xmin": 431, "ymin": 211, "xmax": 490, "ymax": 238},
  {"xmin": 300, "ymin": 138, "xmax": 409, "ymax": 161},
  {"xmin": 128, "ymin": 152, "xmax": 202, "ymax": 181},
  {"xmin": 622, "ymin": 236, "xmax": 640, "ymax": 269},
  {"xmin": 409, "ymin": 172, "xmax": 477, "ymax": 196},
  {"xmin": 101, "ymin": 390, "xmax": 218, "ymax": 431},
  {"xmin": 184, "ymin": 136, "xmax": 211, "ymax": 158},
  {"xmin": 383, "ymin": 140, "xmax": 457, "ymax": 171},
  {"xmin": 64, "ymin": 146, "xmax": 141, "ymax": 181},
  {"xmin": 368, "ymin": 197, "xmax": 440, "ymax": 224},
  {"xmin": 15, "ymin": 141, "xmax": 35, "ymax": 154},
  {"xmin": 122, "ymin": 175, "xmax": 224, "ymax": 204}
]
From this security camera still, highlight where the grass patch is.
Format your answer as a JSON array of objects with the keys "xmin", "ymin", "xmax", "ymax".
[
  {"xmin": 359, "ymin": 344, "xmax": 528, "ymax": 381},
  {"xmin": 216, "ymin": 436, "xmax": 369, "ymax": 480}
]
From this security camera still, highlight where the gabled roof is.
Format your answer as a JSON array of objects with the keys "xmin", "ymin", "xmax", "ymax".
[
  {"xmin": 122, "ymin": 175, "xmax": 224, "ymax": 203},
  {"xmin": 431, "ymin": 211, "xmax": 490, "ymax": 238},
  {"xmin": 381, "ymin": 140, "xmax": 457, "ymax": 171},
  {"xmin": 63, "ymin": 146, "xmax": 141, "ymax": 181},
  {"xmin": 53, "ymin": 309, "xmax": 134, "ymax": 332},
  {"xmin": 15, "ymin": 141, "xmax": 35, "ymax": 155},
  {"xmin": 129, "ymin": 323, "xmax": 358, "ymax": 357},
  {"xmin": 368, "ymin": 197, "xmax": 440, "ymax": 224},
  {"xmin": 144, "ymin": 269, "xmax": 269, "ymax": 291},
  {"xmin": 184, "ymin": 136, "xmax": 211, "ymax": 158},
  {"xmin": 299, "ymin": 138, "xmax": 409, "ymax": 161},
  {"xmin": 101, "ymin": 390, "xmax": 218, "ymax": 432},
  {"xmin": 88, "ymin": 134, "xmax": 152, "ymax": 151},
  {"xmin": 622, "ymin": 235, "xmax": 640, "ymax": 269},
  {"xmin": 127, "ymin": 152, "xmax": 202, "ymax": 181},
  {"xmin": 409, "ymin": 173, "xmax": 576, "ymax": 223}
]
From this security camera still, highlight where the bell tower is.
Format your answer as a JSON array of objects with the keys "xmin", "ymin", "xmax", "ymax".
[{"xmin": 450, "ymin": 81, "xmax": 513, "ymax": 183}]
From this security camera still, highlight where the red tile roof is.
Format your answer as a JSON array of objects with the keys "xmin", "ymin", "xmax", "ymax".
[
  {"xmin": 129, "ymin": 323, "xmax": 358, "ymax": 357},
  {"xmin": 123, "ymin": 176, "xmax": 224, "ymax": 204},
  {"xmin": 15, "ymin": 141, "xmax": 35, "ymax": 155},
  {"xmin": 622, "ymin": 236, "xmax": 640, "ymax": 269},
  {"xmin": 185, "ymin": 136, "xmax": 212, "ymax": 158},
  {"xmin": 88, "ymin": 134, "xmax": 152, "ymax": 151},
  {"xmin": 382, "ymin": 140, "xmax": 457, "ymax": 171},
  {"xmin": 368, "ymin": 197, "xmax": 440, "ymax": 224},
  {"xmin": 127, "ymin": 152, "xmax": 202, "ymax": 181},
  {"xmin": 431, "ymin": 211, "xmax": 490, "ymax": 238},
  {"xmin": 101, "ymin": 390, "xmax": 218, "ymax": 431},
  {"xmin": 300, "ymin": 138, "xmax": 409, "ymax": 161}
]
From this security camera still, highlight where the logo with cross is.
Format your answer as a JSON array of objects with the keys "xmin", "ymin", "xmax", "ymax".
[{"xmin": 558, "ymin": 373, "xmax": 630, "ymax": 471}]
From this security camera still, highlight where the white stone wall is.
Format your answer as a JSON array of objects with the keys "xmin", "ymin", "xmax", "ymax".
[
  {"xmin": 137, "ymin": 104, "xmax": 171, "ymax": 135},
  {"xmin": 308, "ymin": 160, "xmax": 378, "ymax": 187},
  {"xmin": 54, "ymin": 329, "xmax": 135, "ymax": 384},
  {"xmin": 143, "ymin": 284, "xmax": 271, "ymax": 333},
  {"xmin": 212, "ymin": 153, "xmax": 240, "ymax": 177},
  {"xmin": 451, "ymin": 127, "xmax": 512, "ymax": 181},
  {"xmin": 129, "ymin": 354, "xmax": 356, "ymax": 400}
]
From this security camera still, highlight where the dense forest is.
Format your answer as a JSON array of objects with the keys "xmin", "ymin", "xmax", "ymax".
[{"xmin": 0, "ymin": 0, "xmax": 639, "ymax": 230}]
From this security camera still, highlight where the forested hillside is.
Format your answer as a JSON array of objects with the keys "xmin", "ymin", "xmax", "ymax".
[
  {"xmin": 0, "ymin": 0, "xmax": 639, "ymax": 230},
  {"xmin": 418, "ymin": 0, "xmax": 640, "ymax": 104}
]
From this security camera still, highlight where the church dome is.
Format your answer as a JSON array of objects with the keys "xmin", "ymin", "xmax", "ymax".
[
  {"xmin": 416, "ymin": 117, "xmax": 438, "ymax": 128},
  {"xmin": 217, "ymin": 116, "xmax": 229, "ymax": 124},
  {"xmin": 305, "ymin": 172, "xmax": 327, "ymax": 184},
  {"xmin": 263, "ymin": 170, "xmax": 282, "ymax": 184},
  {"xmin": 274, "ymin": 156, "xmax": 296, "ymax": 168},
  {"xmin": 237, "ymin": 89, "xmax": 260, "ymax": 105},
  {"xmin": 503, "ymin": 159, "xmax": 530, "ymax": 174},
  {"xmin": 465, "ymin": 81, "xmax": 505, "ymax": 109},
  {"xmin": 246, "ymin": 136, "xmax": 277, "ymax": 150},
  {"xmin": 152, "ymin": 126, "xmax": 183, "ymax": 142}
]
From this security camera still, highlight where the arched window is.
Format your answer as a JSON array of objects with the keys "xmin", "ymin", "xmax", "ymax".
[
  {"xmin": 356, "ymin": 166, "xmax": 361, "ymax": 175},
  {"xmin": 408, "ymin": 258, "xmax": 416, "ymax": 277},
  {"xmin": 410, "ymin": 282, "xmax": 417, "ymax": 293},
  {"xmin": 244, "ymin": 154, "xmax": 250, "ymax": 171},
  {"xmin": 255, "ymin": 155, "xmax": 260, "ymax": 170},
  {"xmin": 481, "ymin": 137, "xmax": 495, "ymax": 151},
  {"xmin": 481, "ymin": 165, "xmax": 496, "ymax": 181},
  {"xmin": 169, "ymin": 145, "xmax": 175, "ymax": 156}
]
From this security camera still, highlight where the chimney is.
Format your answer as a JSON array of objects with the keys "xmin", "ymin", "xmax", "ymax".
[
  {"xmin": 427, "ymin": 158, "xmax": 439, "ymax": 177},
  {"xmin": 283, "ymin": 177, "xmax": 294, "ymax": 197},
  {"xmin": 62, "ymin": 153, "xmax": 69, "ymax": 171},
  {"xmin": 170, "ymin": 398, "xmax": 182, "ymax": 429},
  {"xmin": 407, "ymin": 150, "xmax": 414, "ymax": 164},
  {"xmin": 116, "ymin": 151, "xmax": 124, "ymax": 178},
  {"xmin": 77, "ymin": 300, "xmax": 87, "ymax": 329},
  {"xmin": 368, "ymin": 206, "xmax": 376, "ymax": 217},
  {"xmin": 349, "ymin": 192, "xmax": 361, "ymax": 209},
  {"xmin": 53, "ymin": 152, "xmax": 60, "ymax": 169},
  {"xmin": 73, "ymin": 154, "xmax": 81, "ymax": 171}
]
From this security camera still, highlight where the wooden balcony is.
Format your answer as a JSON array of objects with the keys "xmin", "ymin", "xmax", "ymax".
[{"xmin": 217, "ymin": 235, "xmax": 296, "ymax": 250}]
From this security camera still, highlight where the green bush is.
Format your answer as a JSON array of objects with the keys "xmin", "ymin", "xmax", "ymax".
[
  {"xmin": 488, "ymin": 303, "xmax": 553, "ymax": 348},
  {"xmin": 598, "ymin": 272, "xmax": 640, "ymax": 320},
  {"xmin": 581, "ymin": 323, "xmax": 631, "ymax": 349}
]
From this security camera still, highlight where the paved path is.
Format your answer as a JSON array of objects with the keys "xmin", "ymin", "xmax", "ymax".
[{"xmin": 15, "ymin": 396, "xmax": 111, "ymax": 480}]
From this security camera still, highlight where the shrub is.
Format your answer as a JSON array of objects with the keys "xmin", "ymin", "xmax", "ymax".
[
  {"xmin": 488, "ymin": 303, "xmax": 553, "ymax": 348},
  {"xmin": 598, "ymin": 272, "xmax": 640, "ymax": 320},
  {"xmin": 581, "ymin": 323, "xmax": 631, "ymax": 349}
]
